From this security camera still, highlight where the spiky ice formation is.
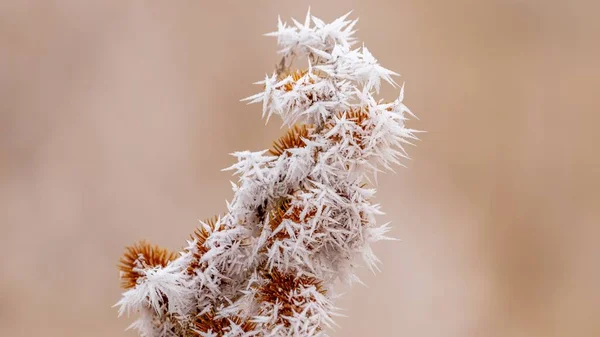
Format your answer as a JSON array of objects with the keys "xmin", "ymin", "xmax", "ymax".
[{"xmin": 115, "ymin": 9, "xmax": 418, "ymax": 337}]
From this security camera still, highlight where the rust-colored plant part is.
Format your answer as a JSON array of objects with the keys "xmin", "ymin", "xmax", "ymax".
[
  {"xmin": 186, "ymin": 216, "xmax": 220, "ymax": 275},
  {"xmin": 118, "ymin": 240, "xmax": 178, "ymax": 289},
  {"xmin": 281, "ymin": 69, "xmax": 309, "ymax": 91},
  {"xmin": 325, "ymin": 107, "xmax": 372, "ymax": 149},
  {"xmin": 269, "ymin": 124, "xmax": 312, "ymax": 156},
  {"xmin": 256, "ymin": 270, "xmax": 326, "ymax": 328},
  {"xmin": 192, "ymin": 311, "xmax": 256, "ymax": 337},
  {"xmin": 342, "ymin": 107, "xmax": 370, "ymax": 126},
  {"xmin": 267, "ymin": 198, "xmax": 318, "ymax": 235},
  {"xmin": 275, "ymin": 68, "xmax": 328, "ymax": 115}
]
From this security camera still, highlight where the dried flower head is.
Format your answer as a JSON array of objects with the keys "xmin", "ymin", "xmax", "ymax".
[
  {"xmin": 193, "ymin": 310, "xmax": 256, "ymax": 337},
  {"xmin": 255, "ymin": 270, "xmax": 328, "ymax": 330},
  {"xmin": 186, "ymin": 216, "xmax": 220, "ymax": 275},
  {"xmin": 115, "ymin": 9, "xmax": 419, "ymax": 337},
  {"xmin": 118, "ymin": 240, "xmax": 178, "ymax": 289},
  {"xmin": 269, "ymin": 124, "xmax": 311, "ymax": 156}
]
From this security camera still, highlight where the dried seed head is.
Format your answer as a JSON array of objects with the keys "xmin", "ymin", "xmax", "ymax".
[
  {"xmin": 266, "ymin": 197, "xmax": 319, "ymax": 245},
  {"xmin": 256, "ymin": 270, "xmax": 326, "ymax": 328},
  {"xmin": 268, "ymin": 198, "xmax": 317, "ymax": 231},
  {"xmin": 115, "ymin": 10, "xmax": 416, "ymax": 337},
  {"xmin": 192, "ymin": 310, "xmax": 256, "ymax": 336},
  {"xmin": 118, "ymin": 240, "xmax": 177, "ymax": 289},
  {"xmin": 269, "ymin": 124, "xmax": 311, "ymax": 156},
  {"xmin": 186, "ymin": 216, "xmax": 220, "ymax": 275},
  {"xmin": 324, "ymin": 107, "xmax": 373, "ymax": 150},
  {"xmin": 341, "ymin": 107, "xmax": 370, "ymax": 125},
  {"xmin": 281, "ymin": 69, "xmax": 309, "ymax": 91}
]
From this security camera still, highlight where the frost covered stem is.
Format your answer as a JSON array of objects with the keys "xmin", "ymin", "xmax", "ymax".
[{"xmin": 116, "ymin": 9, "xmax": 418, "ymax": 337}]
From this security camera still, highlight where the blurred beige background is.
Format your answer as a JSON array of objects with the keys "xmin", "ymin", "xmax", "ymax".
[{"xmin": 1, "ymin": 1, "xmax": 599, "ymax": 336}]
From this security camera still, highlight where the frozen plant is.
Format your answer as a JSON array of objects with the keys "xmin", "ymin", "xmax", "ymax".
[{"xmin": 116, "ymin": 9, "xmax": 418, "ymax": 337}]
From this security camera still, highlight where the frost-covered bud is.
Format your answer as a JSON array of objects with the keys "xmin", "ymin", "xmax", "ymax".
[
  {"xmin": 115, "ymin": 258, "xmax": 193, "ymax": 318},
  {"xmin": 266, "ymin": 9, "xmax": 358, "ymax": 62},
  {"xmin": 252, "ymin": 270, "xmax": 336, "ymax": 336},
  {"xmin": 243, "ymin": 69, "xmax": 344, "ymax": 126}
]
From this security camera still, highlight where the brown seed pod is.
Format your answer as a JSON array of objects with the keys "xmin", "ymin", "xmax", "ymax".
[
  {"xmin": 325, "ymin": 107, "xmax": 372, "ymax": 147},
  {"xmin": 192, "ymin": 310, "xmax": 256, "ymax": 336},
  {"xmin": 118, "ymin": 240, "xmax": 177, "ymax": 289},
  {"xmin": 269, "ymin": 124, "xmax": 311, "ymax": 157},
  {"xmin": 256, "ymin": 270, "xmax": 326, "ymax": 328},
  {"xmin": 265, "ymin": 197, "xmax": 320, "ymax": 248},
  {"xmin": 281, "ymin": 69, "xmax": 309, "ymax": 91},
  {"xmin": 186, "ymin": 216, "xmax": 220, "ymax": 275}
]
